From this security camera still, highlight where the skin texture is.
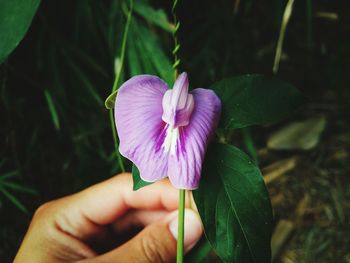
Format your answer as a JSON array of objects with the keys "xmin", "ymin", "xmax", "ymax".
[{"xmin": 14, "ymin": 173, "xmax": 203, "ymax": 263}]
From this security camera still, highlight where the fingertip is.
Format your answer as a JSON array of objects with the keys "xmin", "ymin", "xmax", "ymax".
[{"xmin": 168, "ymin": 209, "xmax": 203, "ymax": 253}]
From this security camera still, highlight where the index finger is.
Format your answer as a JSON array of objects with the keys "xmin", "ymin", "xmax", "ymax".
[{"xmin": 68, "ymin": 173, "xmax": 179, "ymax": 225}]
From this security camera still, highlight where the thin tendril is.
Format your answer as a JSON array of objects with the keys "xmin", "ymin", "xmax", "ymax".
[
  {"xmin": 109, "ymin": 0, "xmax": 134, "ymax": 172},
  {"xmin": 172, "ymin": 0, "xmax": 180, "ymax": 80}
]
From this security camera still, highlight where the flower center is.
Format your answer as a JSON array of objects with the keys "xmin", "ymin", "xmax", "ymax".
[
  {"xmin": 162, "ymin": 125, "xmax": 179, "ymax": 155},
  {"xmin": 161, "ymin": 72, "xmax": 195, "ymax": 128}
]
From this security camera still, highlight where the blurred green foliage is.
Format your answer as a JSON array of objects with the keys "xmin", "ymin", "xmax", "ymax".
[
  {"xmin": 1, "ymin": 0, "xmax": 350, "ymax": 261},
  {"xmin": 0, "ymin": 0, "xmax": 175, "ymax": 259}
]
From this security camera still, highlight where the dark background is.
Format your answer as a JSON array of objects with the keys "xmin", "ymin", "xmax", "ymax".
[{"xmin": 1, "ymin": 0, "xmax": 349, "ymax": 262}]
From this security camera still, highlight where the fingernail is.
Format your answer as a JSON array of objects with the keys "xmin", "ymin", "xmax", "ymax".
[{"xmin": 169, "ymin": 209, "xmax": 203, "ymax": 251}]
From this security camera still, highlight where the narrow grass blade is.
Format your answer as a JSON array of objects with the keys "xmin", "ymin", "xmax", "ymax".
[
  {"xmin": 44, "ymin": 90, "xmax": 60, "ymax": 130},
  {"xmin": 0, "ymin": 170, "xmax": 19, "ymax": 180},
  {"xmin": 1, "ymin": 181, "xmax": 37, "ymax": 195},
  {"xmin": 273, "ymin": 0, "xmax": 295, "ymax": 74},
  {"xmin": 63, "ymin": 51, "xmax": 103, "ymax": 106},
  {"xmin": 0, "ymin": 186, "xmax": 28, "ymax": 213}
]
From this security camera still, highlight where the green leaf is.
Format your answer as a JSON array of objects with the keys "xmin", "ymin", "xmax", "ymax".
[
  {"xmin": 193, "ymin": 143, "xmax": 273, "ymax": 263},
  {"xmin": 211, "ymin": 74, "xmax": 306, "ymax": 129},
  {"xmin": 135, "ymin": 22, "xmax": 174, "ymax": 85},
  {"xmin": 113, "ymin": 20, "xmax": 160, "ymax": 108},
  {"xmin": 63, "ymin": 51, "xmax": 103, "ymax": 106},
  {"xmin": 0, "ymin": 0, "xmax": 40, "ymax": 64},
  {"xmin": 185, "ymin": 238, "xmax": 213, "ymax": 263},
  {"xmin": 105, "ymin": 90, "xmax": 118, "ymax": 109},
  {"xmin": 105, "ymin": 19, "xmax": 174, "ymax": 110},
  {"xmin": 127, "ymin": 23, "xmax": 143, "ymax": 76},
  {"xmin": 131, "ymin": 21, "xmax": 159, "ymax": 76},
  {"xmin": 134, "ymin": 1, "xmax": 175, "ymax": 33},
  {"xmin": 132, "ymin": 164, "xmax": 152, "ymax": 191}
]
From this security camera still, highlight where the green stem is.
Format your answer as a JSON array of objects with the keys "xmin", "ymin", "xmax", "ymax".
[
  {"xmin": 112, "ymin": 0, "xmax": 133, "ymax": 93},
  {"xmin": 110, "ymin": 109, "xmax": 125, "ymax": 172},
  {"xmin": 109, "ymin": 0, "xmax": 134, "ymax": 172},
  {"xmin": 171, "ymin": 0, "xmax": 184, "ymax": 261},
  {"xmin": 177, "ymin": 189, "xmax": 186, "ymax": 263}
]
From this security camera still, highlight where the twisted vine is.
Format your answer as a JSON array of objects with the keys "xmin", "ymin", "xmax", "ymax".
[{"xmin": 172, "ymin": 0, "xmax": 181, "ymax": 80}]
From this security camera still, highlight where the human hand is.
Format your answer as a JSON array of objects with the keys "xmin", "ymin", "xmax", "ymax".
[{"xmin": 14, "ymin": 173, "xmax": 203, "ymax": 262}]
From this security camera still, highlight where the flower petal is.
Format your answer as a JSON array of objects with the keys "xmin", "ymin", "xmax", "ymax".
[
  {"xmin": 167, "ymin": 88, "xmax": 221, "ymax": 189},
  {"xmin": 115, "ymin": 75, "xmax": 170, "ymax": 182}
]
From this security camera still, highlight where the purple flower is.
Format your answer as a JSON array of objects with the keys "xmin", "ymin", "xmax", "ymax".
[{"xmin": 115, "ymin": 73, "xmax": 221, "ymax": 189}]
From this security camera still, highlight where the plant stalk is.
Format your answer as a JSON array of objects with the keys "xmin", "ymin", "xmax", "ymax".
[
  {"xmin": 109, "ymin": 0, "xmax": 134, "ymax": 172},
  {"xmin": 177, "ymin": 189, "xmax": 186, "ymax": 263}
]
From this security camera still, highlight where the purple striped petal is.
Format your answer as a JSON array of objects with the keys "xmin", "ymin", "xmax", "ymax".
[
  {"xmin": 114, "ymin": 73, "xmax": 221, "ymax": 190},
  {"xmin": 115, "ymin": 75, "xmax": 169, "ymax": 182},
  {"xmin": 167, "ymin": 88, "xmax": 221, "ymax": 189}
]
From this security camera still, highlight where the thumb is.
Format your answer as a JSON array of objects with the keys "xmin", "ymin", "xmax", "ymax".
[{"xmin": 90, "ymin": 209, "xmax": 203, "ymax": 263}]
